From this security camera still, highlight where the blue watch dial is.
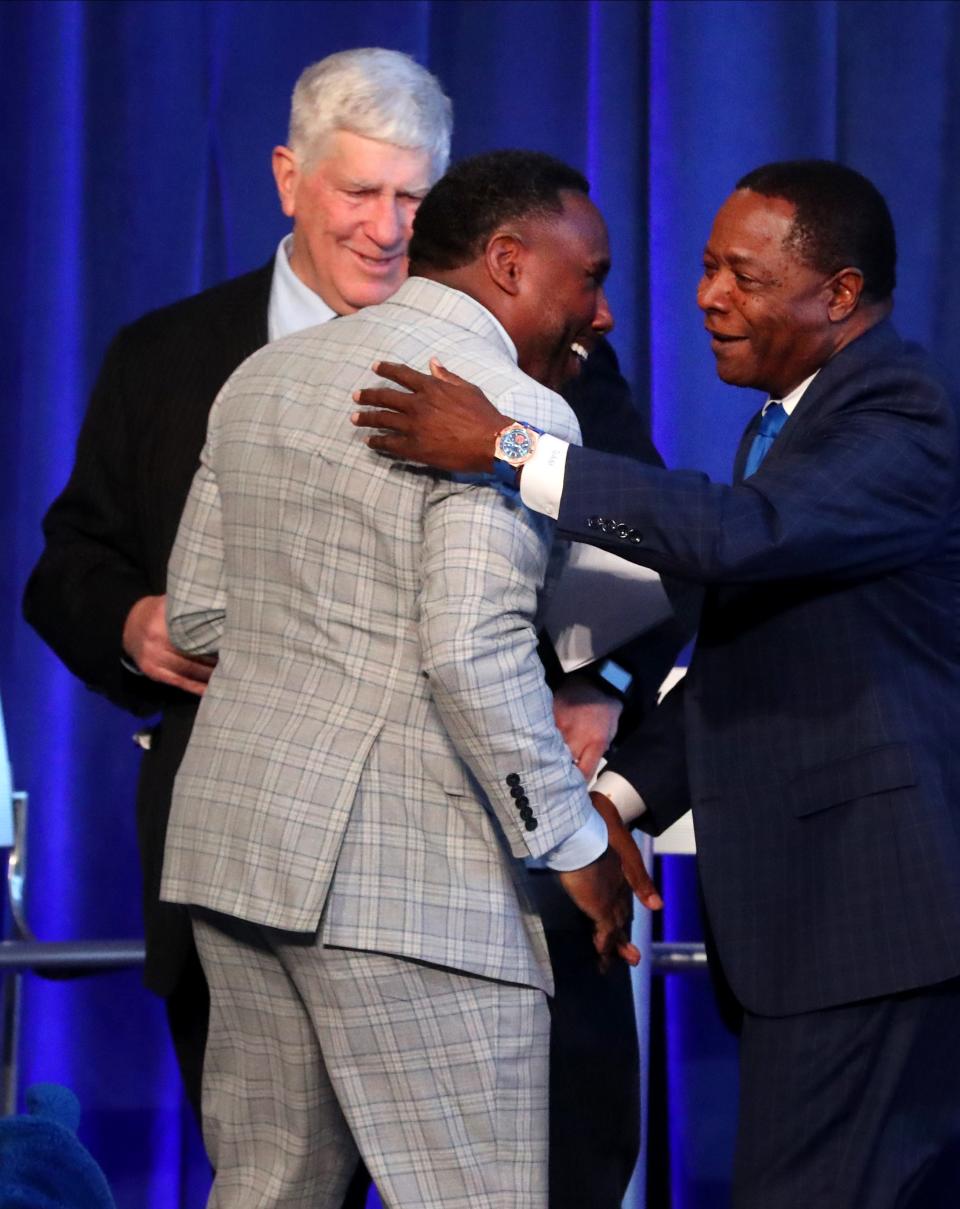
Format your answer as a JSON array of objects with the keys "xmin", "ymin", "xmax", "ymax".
[{"xmin": 499, "ymin": 427, "xmax": 534, "ymax": 460}]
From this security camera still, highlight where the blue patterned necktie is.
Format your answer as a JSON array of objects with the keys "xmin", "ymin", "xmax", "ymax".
[{"xmin": 743, "ymin": 401, "xmax": 787, "ymax": 477}]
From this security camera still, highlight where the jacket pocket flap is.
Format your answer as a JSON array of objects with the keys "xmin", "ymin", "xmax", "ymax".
[{"xmin": 788, "ymin": 743, "xmax": 916, "ymax": 818}]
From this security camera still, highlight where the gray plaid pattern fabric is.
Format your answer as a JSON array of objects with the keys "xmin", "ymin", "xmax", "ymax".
[
  {"xmin": 195, "ymin": 911, "xmax": 549, "ymax": 1209},
  {"xmin": 163, "ymin": 277, "xmax": 590, "ymax": 994},
  {"xmin": 162, "ymin": 279, "xmax": 589, "ymax": 1200}
]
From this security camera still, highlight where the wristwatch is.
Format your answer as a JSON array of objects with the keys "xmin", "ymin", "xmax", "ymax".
[
  {"xmin": 578, "ymin": 657, "xmax": 634, "ymax": 704},
  {"xmin": 492, "ymin": 421, "xmax": 544, "ymax": 487}
]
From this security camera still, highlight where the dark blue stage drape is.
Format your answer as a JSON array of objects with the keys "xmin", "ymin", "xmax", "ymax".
[{"xmin": 3, "ymin": 2, "xmax": 958, "ymax": 1206}]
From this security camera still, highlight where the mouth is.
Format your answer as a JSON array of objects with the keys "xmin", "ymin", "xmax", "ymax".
[
  {"xmin": 707, "ymin": 329, "xmax": 748, "ymax": 355},
  {"xmin": 347, "ymin": 248, "xmax": 404, "ymax": 275},
  {"xmin": 561, "ymin": 341, "xmax": 590, "ymax": 380}
]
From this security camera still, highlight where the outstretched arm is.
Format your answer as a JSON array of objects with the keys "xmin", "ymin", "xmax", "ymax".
[{"xmin": 23, "ymin": 331, "xmax": 214, "ymax": 712}]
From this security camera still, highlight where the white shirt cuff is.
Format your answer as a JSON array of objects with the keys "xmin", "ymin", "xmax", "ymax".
[
  {"xmin": 519, "ymin": 433, "xmax": 569, "ymax": 519},
  {"xmin": 542, "ymin": 808, "xmax": 608, "ymax": 871},
  {"xmin": 593, "ymin": 770, "xmax": 647, "ymax": 824}
]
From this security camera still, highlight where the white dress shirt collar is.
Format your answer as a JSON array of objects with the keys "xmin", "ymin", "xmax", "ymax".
[
  {"xmin": 267, "ymin": 234, "xmax": 338, "ymax": 342},
  {"xmin": 765, "ymin": 369, "xmax": 819, "ymax": 417},
  {"xmin": 265, "ymin": 241, "xmax": 521, "ymax": 369}
]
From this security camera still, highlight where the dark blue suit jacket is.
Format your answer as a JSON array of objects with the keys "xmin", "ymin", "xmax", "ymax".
[{"xmin": 557, "ymin": 320, "xmax": 960, "ymax": 1017}]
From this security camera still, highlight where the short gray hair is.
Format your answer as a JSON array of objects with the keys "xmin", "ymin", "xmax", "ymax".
[{"xmin": 288, "ymin": 48, "xmax": 452, "ymax": 179}]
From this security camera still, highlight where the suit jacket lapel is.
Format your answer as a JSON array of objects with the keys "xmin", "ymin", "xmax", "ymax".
[
  {"xmin": 731, "ymin": 320, "xmax": 902, "ymax": 482},
  {"xmin": 733, "ymin": 412, "xmax": 763, "ymax": 482}
]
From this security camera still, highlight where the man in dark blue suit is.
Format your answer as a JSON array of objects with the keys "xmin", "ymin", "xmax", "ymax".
[{"xmin": 352, "ymin": 160, "xmax": 960, "ymax": 1208}]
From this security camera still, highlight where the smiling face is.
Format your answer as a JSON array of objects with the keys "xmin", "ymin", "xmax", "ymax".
[
  {"xmin": 273, "ymin": 129, "xmax": 436, "ymax": 314},
  {"xmin": 511, "ymin": 190, "xmax": 614, "ymax": 391},
  {"xmin": 697, "ymin": 189, "xmax": 841, "ymax": 398}
]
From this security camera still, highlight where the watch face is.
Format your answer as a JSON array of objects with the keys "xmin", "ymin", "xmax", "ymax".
[{"xmin": 498, "ymin": 424, "xmax": 534, "ymax": 462}]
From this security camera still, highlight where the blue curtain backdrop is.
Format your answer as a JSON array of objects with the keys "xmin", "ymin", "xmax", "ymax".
[{"xmin": 2, "ymin": 2, "xmax": 958, "ymax": 1206}]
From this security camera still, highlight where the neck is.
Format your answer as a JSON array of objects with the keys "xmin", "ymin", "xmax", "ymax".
[
  {"xmin": 410, "ymin": 264, "xmax": 507, "ymax": 325},
  {"xmin": 774, "ymin": 300, "xmax": 892, "ymax": 397},
  {"xmin": 819, "ymin": 298, "xmax": 891, "ymax": 372}
]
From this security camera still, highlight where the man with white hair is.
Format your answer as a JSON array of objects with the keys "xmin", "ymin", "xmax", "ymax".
[{"xmin": 23, "ymin": 47, "xmax": 451, "ymax": 1137}]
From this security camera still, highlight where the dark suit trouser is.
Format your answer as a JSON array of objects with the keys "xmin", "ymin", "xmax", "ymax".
[
  {"xmin": 164, "ymin": 940, "xmax": 209, "ymax": 1123},
  {"xmin": 530, "ymin": 871, "xmax": 640, "ymax": 1209},
  {"xmin": 734, "ymin": 975, "xmax": 960, "ymax": 1209}
]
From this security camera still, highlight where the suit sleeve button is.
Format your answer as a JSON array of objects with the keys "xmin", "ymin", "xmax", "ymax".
[
  {"xmin": 505, "ymin": 773, "xmax": 521, "ymax": 787},
  {"xmin": 524, "ymin": 818, "xmax": 539, "ymax": 832}
]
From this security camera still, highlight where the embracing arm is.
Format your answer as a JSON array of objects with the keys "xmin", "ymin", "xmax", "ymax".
[
  {"xmin": 418, "ymin": 448, "xmax": 645, "ymax": 963},
  {"xmin": 557, "ymin": 377, "xmax": 956, "ymax": 584},
  {"xmin": 418, "ymin": 471, "xmax": 598, "ymax": 858},
  {"xmin": 165, "ymin": 432, "xmax": 226, "ymax": 658},
  {"xmin": 23, "ymin": 332, "xmax": 215, "ymax": 708},
  {"xmin": 23, "ymin": 334, "xmax": 184, "ymax": 711},
  {"xmin": 353, "ymin": 353, "xmax": 958, "ymax": 586},
  {"xmin": 599, "ymin": 676, "xmax": 692, "ymax": 836},
  {"xmin": 550, "ymin": 338, "xmax": 695, "ymax": 774}
]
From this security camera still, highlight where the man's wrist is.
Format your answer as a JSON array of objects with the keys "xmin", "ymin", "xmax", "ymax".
[
  {"xmin": 492, "ymin": 420, "xmax": 543, "ymax": 487},
  {"xmin": 593, "ymin": 769, "xmax": 647, "ymax": 823},
  {"xmin": 579, "ymin": 658, "xmax": 633, "ymax": 703},
  {"xmin": 542, "ymin": 808, "xmax": 608, "ymax": 871},
  {"xmin": 517, "ymin": 433, "xmax": 568, "ymax": 519}
]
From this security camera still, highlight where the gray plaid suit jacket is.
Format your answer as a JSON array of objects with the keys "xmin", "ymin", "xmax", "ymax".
[{"xmin": 162, "ymin": 277, "xmax": 594, "ymax": 995}]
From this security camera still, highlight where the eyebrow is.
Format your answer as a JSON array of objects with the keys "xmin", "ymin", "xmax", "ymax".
[
  {"xmin": 703, "ymin": 248, "xmax": 758, "ymax": 267},
  {"xmin": 727, "ymin": 252, "xmax": 761, "ymax": 268},
  {"xmin": 341, "ymin": 176, "xmax": 431, "ymax": 195}
]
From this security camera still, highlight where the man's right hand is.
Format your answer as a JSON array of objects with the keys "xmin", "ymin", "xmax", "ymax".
[
  {"xmin": 122, "ymin": 595, "xmax": 216, "ymax": 696},
  {"xmin": 558, "ymin": 847, "xmax": 641, "ymax": 970},
  {"xmin": 352, "ymin": 359, "xmax": 506, "ymax": 474},
  {"xmin": 590, "ymin": 790, "xmax": 663, "ymax": 912}
]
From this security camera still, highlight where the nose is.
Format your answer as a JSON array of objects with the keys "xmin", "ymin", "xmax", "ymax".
[
  {"xmin": 367, "ymin": 195, "xmax": 405, "ymax": 250},
  {"xmin": 592, "ymin": 287, "xmax": 614, "ymax": 335},
  {"xmin": 697, "ymin": 271, "xmax": 727, "ymax": 313}
]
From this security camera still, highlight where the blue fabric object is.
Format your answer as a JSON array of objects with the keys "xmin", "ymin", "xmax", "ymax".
[
  {"xmin": 0, "ymin": 1084, "xmax": 116, "ymax": 1209},
  {"xmin": 742, "ymin": 402, "xmax": 788, "ymax": 477}
]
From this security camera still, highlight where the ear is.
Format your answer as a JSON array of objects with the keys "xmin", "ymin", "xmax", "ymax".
[
  {"xmin": 272, "ymin": 146, "xmax": 300, "ymax": 219},
  {"xmin": 484, "ymin": 232, "xmax": 525, "ymax": 297},
  {"xmin": 826, "ymin": 267, "xmax": 864, "ymax": 322}
]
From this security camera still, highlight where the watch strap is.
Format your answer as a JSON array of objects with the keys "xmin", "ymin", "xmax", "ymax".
[{"xmin": 583, "ymin": 657, "xmax": 634, "ymax": 702}]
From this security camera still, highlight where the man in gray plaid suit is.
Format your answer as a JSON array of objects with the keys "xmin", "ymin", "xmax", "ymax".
[{"xmin": 162, "ymin": 150, "xmax": 644, "ymax": 1208}]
